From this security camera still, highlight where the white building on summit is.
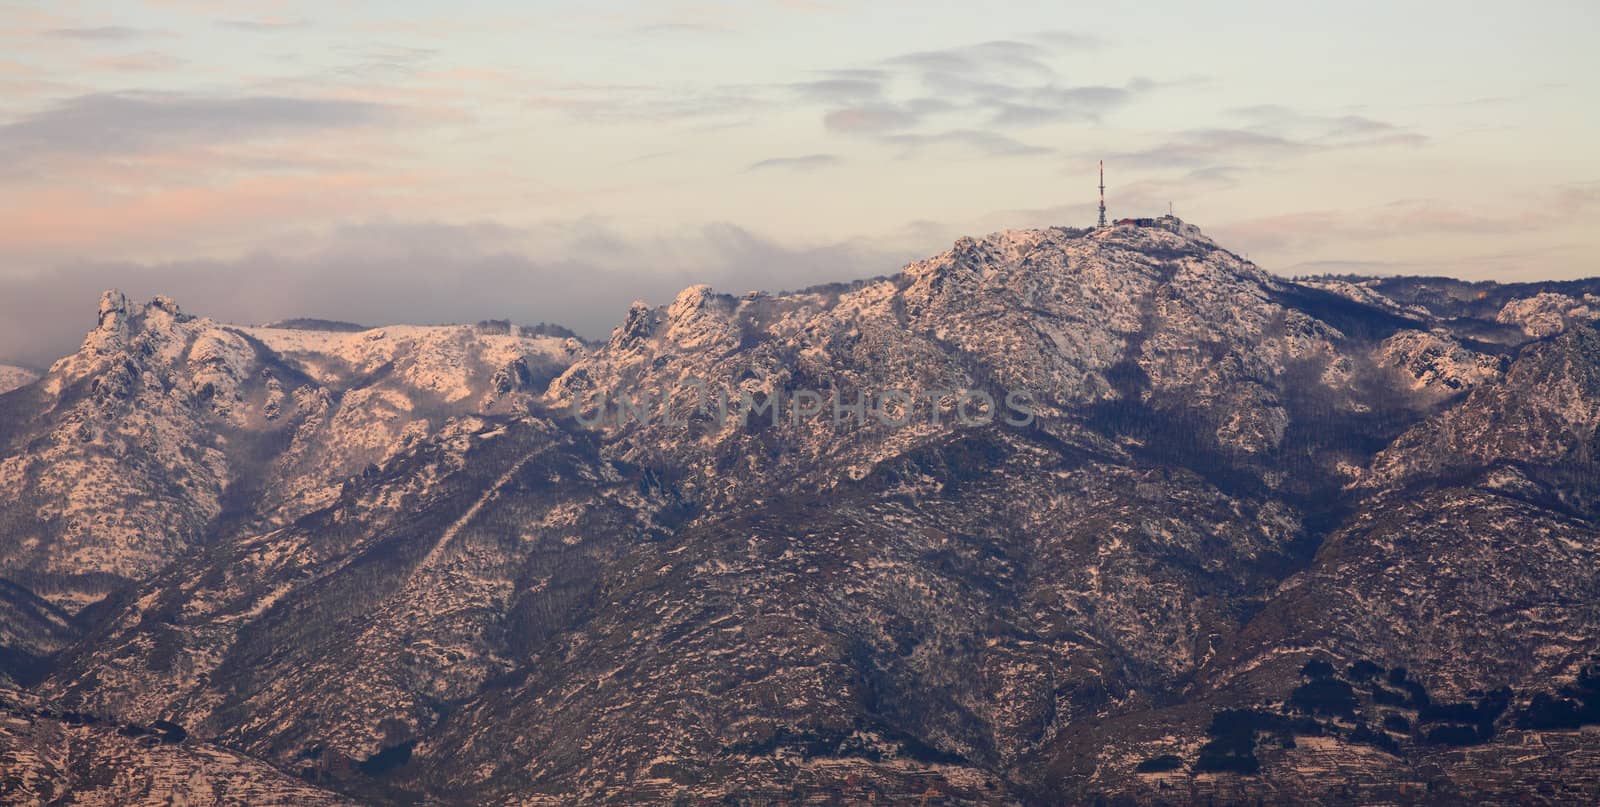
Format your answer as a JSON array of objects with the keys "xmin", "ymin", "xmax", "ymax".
[{"xmin": 1095, "ymin": 161, "xmax": 1194, "ymax": 235}]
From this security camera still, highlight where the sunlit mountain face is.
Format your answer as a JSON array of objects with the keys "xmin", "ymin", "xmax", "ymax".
[
  {"xmin": 3, "ymin": 2, "xmax": 1597, "ymax": 803},
  {"xmin": 3, "ymin": 219, "xmax": 1599, "ymax": 804}
]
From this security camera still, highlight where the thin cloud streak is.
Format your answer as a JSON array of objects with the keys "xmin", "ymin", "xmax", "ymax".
[
  {"xmin": 747, "ymin": 153, "xmax": 841, "ymax": 171},
  {"xmin": 44, "ymin": 26, "xmax": 162, "ymax": 41},
  {"xmin": 0, "ymin": 92, "xmax": 400, "ymax": 165},
  {"xmin": 217, "ymin": 19, "xmax": 312, "ymax": 32},
  {"xmin": 1215, "ymin": 185, "xmax": 1600, "ymax": 254},
  {"xmin": 882, "ymin": 129, "xmax": 1052, "ymax": 157}
]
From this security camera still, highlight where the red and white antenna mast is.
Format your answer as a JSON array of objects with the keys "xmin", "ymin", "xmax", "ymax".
[{"xmin": 1097, "ymin": 160, "xmax": 1107, "ymax": 228}]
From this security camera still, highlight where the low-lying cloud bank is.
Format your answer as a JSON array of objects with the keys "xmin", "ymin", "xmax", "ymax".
[{"xmin": 0, "ymin": 219, "xmax": 922, "ymax": 368}]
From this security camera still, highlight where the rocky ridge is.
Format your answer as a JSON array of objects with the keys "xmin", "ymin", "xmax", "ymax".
[
  {"xmin": 0, "ymin": 295, "xmax": 585, "ymax": 681},
  {"xmin": 1, "ymin": 218, "xmax": 1598, "ymax": 804}
]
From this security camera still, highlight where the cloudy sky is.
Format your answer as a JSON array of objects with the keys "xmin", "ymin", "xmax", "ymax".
[{"xmin": 1, "ymin": 0, "xmax": 1596, "ymax": 365}]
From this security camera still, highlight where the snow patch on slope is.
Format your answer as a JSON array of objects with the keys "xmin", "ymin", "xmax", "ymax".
[{"xmin": 0, "ymin": 365, "xmax": 38, "ymax": 394}]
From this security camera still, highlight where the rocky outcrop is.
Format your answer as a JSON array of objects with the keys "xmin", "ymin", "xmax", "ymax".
[
  {"xmin": 1376, "ymin": 329, "xmax": 1504, "ymax": 393},
  {"xmin": 1497, "ymin": 291, "xmax": 1600, "ymax": 337}
]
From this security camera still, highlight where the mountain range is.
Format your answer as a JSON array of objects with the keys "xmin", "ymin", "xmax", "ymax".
[{"xmin": 2, "ymin": 217, "xmax": 1598, "ymax": 804}]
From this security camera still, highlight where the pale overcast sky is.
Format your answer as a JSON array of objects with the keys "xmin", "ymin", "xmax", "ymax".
[{"xmin": 1, "ymin": 0, "xmax": 1596, "ymax": 364}]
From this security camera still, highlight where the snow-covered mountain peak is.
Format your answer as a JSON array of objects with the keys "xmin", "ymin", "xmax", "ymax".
[
  {"xmin": 50, "ymin": 290, "xmax": 214, "ymax": 394},
  {"xmin": 95, "ymin": 289, "xmax": 128, "ymax": 328},
  {"xmin": 663, "ymin": 284, "xmax": 739, "ymax": 349},
  {"xmin": 0, "ymin": 290, "xmax": 590, "ymax": 614}
]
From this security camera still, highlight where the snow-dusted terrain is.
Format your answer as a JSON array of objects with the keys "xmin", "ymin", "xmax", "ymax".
[
  {"xmin": 3, "ymin": 218, "xmax": 1599, "ymax": 804},
  {"xmin": 0, "ymin": 365, "xmax": 37, "ymax": 395}
]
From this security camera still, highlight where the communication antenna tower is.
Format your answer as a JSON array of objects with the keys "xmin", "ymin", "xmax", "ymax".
[{"xmin": 1098, "ymin": 161, "xmax": 1107, "ymax": 228}]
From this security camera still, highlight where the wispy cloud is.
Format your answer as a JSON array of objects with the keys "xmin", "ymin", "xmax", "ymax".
[
  {"xmin": 889, "ymin": 40, "xmax": 1056, "ymax": 78},
  {"xmin": 1227, "ymin": 104, "xmax": 1428, "ymax": 148},
  {"xmin": 885, "ymin": 38, "xmax": 1139, "ymax": 126},
  {"xmin": 986, "ymin": 84, "xmax": 1132, "ymax": 126},
  {"xmin": 1031, "ymin": 30, "xmax": 1106, "ymax": 50},
  {"xmin": 522, "ymin": 32, "xmax": 1141, "ymax": 155},
  {"xmin": 89, "ymin": 52, "xmax": 186, "ymax": 73},
  {"xmin": 822, "ymin": 103, "xmax": 919, "ymax": 133},
  {"xmin": 1114, "ymin": 104, "xmax": 1426, "ymax": 171},
  {"xmin": 217, "ymin": 18, "xmax": 311, "ymax": 33},
  {"xmin": 1215, "ymin": 206, "xmax": 1489, "ymax": 254},
  {"xmin": 790, "ymin": 73, "xmax": 886, "ymax": 103},
  {"xmin": 882, "ymin": 129, "xmax": 1051, "ymax": 157},
  {"xmin": 632, "ymin": 21, "xmax": 733, "ymax": 35},
  {"xmin": 799, "ymin": 35, "xmax": 1150, "ymax": 156},
  {"xmin": 524, "ymin": 83, "xmax": 766, "ymax": 124},
  {"xmin": 0, "ymin": 92, "xmax": 399, "ymax": 165},
  {"xmin": 44, "ymin": 26, "xmax": 163, "ymax": 42},
  {"xmin": 747, "ymin": 153, "xmax": 840, "ymax": 171},
  {"xmin": 1116, "ymin": 129, "xmax": 1314, "ymax": 168},
  {"xmin": 1215, "ymin": 185, "xmax": 1600, "ymax": 255},
  {"xmin": 321, "ymin": 44, "xmax": 439, "ymax": 81}
]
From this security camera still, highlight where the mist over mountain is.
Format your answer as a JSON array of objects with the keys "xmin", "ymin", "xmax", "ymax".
[
  {"xmin": 2, "ymin": 219, "xmax": 1599, "ymax": 804},
  {"xmin": 0, "ymin": 220, "xmax": 923, "ymax": 370}
]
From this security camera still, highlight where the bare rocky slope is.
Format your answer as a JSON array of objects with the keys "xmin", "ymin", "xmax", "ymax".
[{"xmin": 2, "ymin": 218, "xmax": 1599, "ymax": 804}]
